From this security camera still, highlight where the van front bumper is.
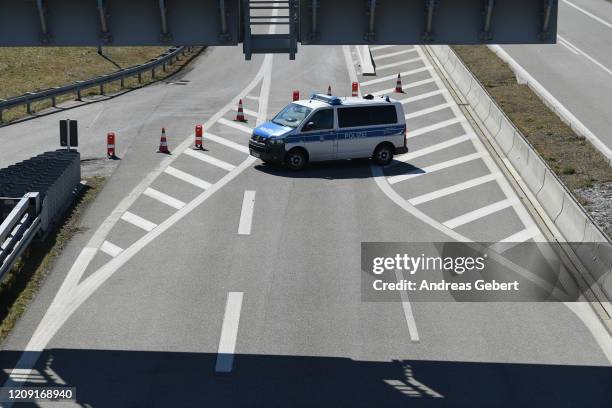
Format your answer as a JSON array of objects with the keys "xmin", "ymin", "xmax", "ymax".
[
  {"xmin": 395, "ymin": 146, "xmax": 408, "ymax": 154},
  {"xmin": 249, "ymin": 141, "xmax": 286, "ymax": 163}
]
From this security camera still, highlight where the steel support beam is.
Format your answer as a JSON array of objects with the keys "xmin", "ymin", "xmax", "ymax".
[
  {"xmin": 218, "ymin": 0, "xmax": 231, "ymax": 41},
  {"xmin": 97, "ymin": 0, "xmax": 112, "ymax": 43},
  {"xmin": 309, "ymin": 0, "xmax": 320, "ymax": 41},
  {"xmin": 540, "ymin": 0, "xmax": 555, "ymax": 39},
  {"xmin": 422, "ymin": 0, "xmax": 437, "ymax": 42},
  {"xmin": 159, "ymin": 0, "xmax": 171, "ymax": 42},
  {"xmin": 35, "ymin": 0, "xmax": 51, "ymax": 43},
  {"xmin": 364, "ymin": 0, "xmax": 377, "ymax": 42}
]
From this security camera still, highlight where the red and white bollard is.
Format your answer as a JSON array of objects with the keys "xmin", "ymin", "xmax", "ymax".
[
  {"xmin": 327, "ymin": 85, "xmax": 332, "ymax": 96},
  {"xmin": 352, "ymin": 82, "xmax": 359, "ymax": 97},
  {"xmin": 195, "ymin": 125, "xmax": 203, "ymax": 150},
  {"xmin": 107, "ymin": 132, "xmax": 116, "ymax": 159},
  {"xmin": 395, "ymin": 73, "xmax": 404, "ymax": 93},
  {"xmin": 293, "ymin": 90, "xmax": 300, "ymax": 101},
  {"xmin": 235, "ymin": 99, "xmax": 247, "ymax": 122},
  {"xmin": 158, "ymin": 128, "xmax": 171, "ymax": 154}
]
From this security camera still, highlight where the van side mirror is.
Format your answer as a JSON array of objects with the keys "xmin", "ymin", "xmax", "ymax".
[{"xmin": 303, "ymin": 122, "xmax": 316, "ymax": 131}]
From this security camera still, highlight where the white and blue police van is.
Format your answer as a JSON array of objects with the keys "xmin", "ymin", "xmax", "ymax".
[{"xmin": 249, "ymin": 94, "xmax": 407, "ymax": 170}]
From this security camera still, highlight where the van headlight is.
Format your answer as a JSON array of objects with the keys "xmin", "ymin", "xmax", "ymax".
[{"xmin": 269, "ymin": 138, "xmax": 284, "ymax": 145}]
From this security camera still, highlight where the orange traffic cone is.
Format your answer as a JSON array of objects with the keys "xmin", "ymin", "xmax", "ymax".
[
  {"xmin": 327, "ymin": 85, "xmax": 332, "ymax": 96},
  {"xmin": 235, "ymin": 99, "xmax": 247, "ymax": 122},
  {"xmin": 395, "ymin": 73, "xmax": 404, "ymax": 93},
  {"xmin": 158, "ymin": 128, "xmax": 171, "ymax": 154}
]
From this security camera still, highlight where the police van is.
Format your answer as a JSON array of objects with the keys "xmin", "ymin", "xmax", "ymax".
[{"xmin": 249, "ymin": 94, "xmax": 407, "ymax": 170}]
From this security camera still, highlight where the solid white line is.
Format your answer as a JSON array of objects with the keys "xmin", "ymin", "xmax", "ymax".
[
  {"xmin": 215, "ymin": 292, "xmax": 244, "ymax": 373},
  {"xmin": 164, "ymin": 166, "xmax": 212, "ymax": 190},
  {"xmin": 398, "ymin": 89, "xmax": 448, "ymax": 105},
  {"xmin": 395, "ymin": 269, "xmax": 420, "ymax": 342},
  {"xmin": 443, "ymin": 198, "xmax": 518, "ymax": 229},
  {"xmin": 372, "ymin": 78, "xmax": 436, "ymax": 96},
  {"xmin": 242, "ymin": 108, "xmax": 258, "ymax": 118},
  {"xmin": 370, "ymin": 44, "xmax": 397, "ymax": 51},
  {"xmin": 218, "ymin": 117, "xmax": 253, "ymax": 134},
  {"xmin": 396, "ymin": 133, "xmax": 475, "ymax": 163},
  {"xmin": 183, "ymin": 149, "xmax": 236, "ymax": 171},
  {"xmin": 406, "ymin": 117, "xmax": 465, "ymax": 138},
  {"xmin": 100, "ymin": 241, "xmax": 123, "ymax": 257},
  {"xmin": 245, "ymin": 95, "xmax": 259, "ymax": 102},
  {"xmin": 388, "ymin": 152, "xmax": 484, "ymax": 185},
  {"xmin": 559, "ymin": 39, "xmax": 580, "ymax": 56},
  {"xmin": 405, "ymin": 101, "xmax": 455, "ymax": 119},
  {"xmin": 238, "ymin": 191, "xmax": 256, "ymax": 235},
  {"xmin": 205, "ymin": 132, "xmax": 250, "ymax": 154},
  {"xmin": 564, "ymin": 302, "xmax": 612, "ymax": 364},
  {"xmin": 561, "ymin": 0, "xmax": 612, "ymax": 29},
  {"xmin": 488, "ymin": 227, "xmax": 541, "ymax": 254},
  {"xmin": 361, "ymin": 66, "xmax": 431, "ymax": 87},
  {"xmin": 120, "ymin": 211, "xmax": 157, "ymax": 232},
  {"xmin": 557, "ymin": 35, "xmax": 612, "ymax": 77},
  {"xmin": 143, "ymin": 187, "xmax": 186, "ymax": 210},
  {"xmin": 373, "ymin": 48, "xmax": 418, "ymax": 61},
  {"xmin": 376, "ymin": 56, "xmax": 424, "ymax": 71},
  {"xmin": 408, "ymin": 172, "xmax": 500, "ymax": 206}
]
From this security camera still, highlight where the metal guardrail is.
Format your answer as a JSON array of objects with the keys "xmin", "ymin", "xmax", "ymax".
[
  {"xmin": 0, "ymin": 46, "xmax": 193, "ymax": 123},
  {"xmin": 0, "ymin": 193, "xmax": 41, "ymax": 279}
]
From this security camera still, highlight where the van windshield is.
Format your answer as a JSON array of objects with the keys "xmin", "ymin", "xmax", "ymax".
[{"xmin": 272, "ymin": 104, "xmax": 313, "ymax": 128}]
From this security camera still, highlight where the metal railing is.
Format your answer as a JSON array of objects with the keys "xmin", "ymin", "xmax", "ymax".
[
  {"xmin": 0, "ymin": 193, "xmax": 41, "ymax": 279},
  {"xmin": 0, "ymin": 46, "xmax": 194, "ymax": 123}
]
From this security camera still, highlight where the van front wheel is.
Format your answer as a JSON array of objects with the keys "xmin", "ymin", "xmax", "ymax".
[
  {"xmin": 285, "ymin": 148, "xmax": 308, "ymax": 171},
  {"xmin": 372, "ymin": 143, "xmax": 394, "ymax": 166}
]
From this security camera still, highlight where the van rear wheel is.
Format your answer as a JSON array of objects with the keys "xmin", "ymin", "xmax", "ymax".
[
  {"xmin": 285, "ymin": 148, "xmax": 308, "ymax": 171},
  {"xmin": 372, "ymin": 143, "xmax": 394, "ymax": 166}
]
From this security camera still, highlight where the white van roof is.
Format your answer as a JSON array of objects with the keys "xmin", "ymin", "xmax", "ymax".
[{"xmin": 294, "ymin": 94, "xmax": 399, "ymax": 109}]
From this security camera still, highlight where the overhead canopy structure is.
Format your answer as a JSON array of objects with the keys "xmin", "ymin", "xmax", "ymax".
[{"xmin": 0, "ymin": 0, "xmax": 558, "ymax": 59}]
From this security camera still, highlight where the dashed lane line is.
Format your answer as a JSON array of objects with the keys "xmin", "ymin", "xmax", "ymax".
[
  {"xmin": 120, "ymin": 211, "xmax": 158, "ymax": 232},
  {"xmin": 164, "ymin": 166, "xmax": 212, "ymax": 190},
  {"xmin": 215, "ymin": 292, "xmax": 244, "ymax": 373},
  {"xmin": 442, "ymin": 198, "xmax": 519, "ymax": 230},
  {"xmin": 407, "ymin": 172, "xmax": 500, "ymax": 206},
  {"xmin": 143, "ymin": 187, "xmax": 186, "ymax": 210},
  {"xmin": 238, "ymin": 191, "xmax": 256, "ymax": 235},
  {"xmin": 183, "ymin": 149, "xmax": 237, "ymax": 172}
]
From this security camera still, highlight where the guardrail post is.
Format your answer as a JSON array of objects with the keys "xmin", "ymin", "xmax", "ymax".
[
  {"xmin": 151, "ymin": 68, "xmax": 156, "ymax": 78},
  {"xmin": 99, "ymin": 83, "xmax": 104, "ymax": 95},
  {"xmin": 162, "ymin": 63, "xmax": 167, "ymax": 72},
  {"xmin": 26, "ymin": 102, "xmax": 33, "ymax": 115},
  {"xmin": 0, "ymin": 109, "xmax": 3, "ymax": 123},
  {"xmin": 138, "ymin": 72, "xmax": 143, "ymax": 83},
  {"xmin": 120, "ymin": 77, "xmax": 125, "ymax": 88},
  {"xmin": 51, "ymin": 96, "xmax": 56, "ymax": 107}
]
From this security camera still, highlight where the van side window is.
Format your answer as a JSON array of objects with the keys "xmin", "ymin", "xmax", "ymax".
[
  {"xmin": 338, "ymin": 106, "xmax": 398, "ymax": 128},
  {"xmin": 304, "ymin": 109, "xmax": 334, "ymax": 131}
]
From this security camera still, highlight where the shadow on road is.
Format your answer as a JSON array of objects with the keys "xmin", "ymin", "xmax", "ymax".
[
  {"xmin": 0, "ymin": 349, "xmax": 610, "ymax": 407},
  {"xmin": 254, "ymin": 159, "xmax": 424, "ymax": 181}
]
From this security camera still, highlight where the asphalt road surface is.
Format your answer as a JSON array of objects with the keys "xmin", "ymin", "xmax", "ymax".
[
  {"xmin": 502, "ymin": 0, "xmax": 612, "ymax": 153},
  {"xmin": 1, "ymin": 20, "xmax": 612, "ymax": 408}
]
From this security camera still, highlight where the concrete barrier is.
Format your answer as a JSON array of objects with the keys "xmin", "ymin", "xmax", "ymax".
[{"xmin": 427, "ymin": 45, "xmax": 612, "ymax": 302}]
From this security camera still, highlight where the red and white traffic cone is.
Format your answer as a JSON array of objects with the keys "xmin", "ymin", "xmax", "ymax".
[
  {"xmin": 327, "ymin": 85, "xmax": 332, "ymax": 96},
  {"xmin": 107, "ymin": 132, "xmax": 117, "ymax": 159},
  {"xmin": 352, "ymin": 82, "xmax": 359, "ymax": 97},
  {"xmin": 194, "ymin": 125, "xmax": 204, "ymax": 150},
  {"xmin": 395, "ymin": 73, "xmax": 404, "ymax": 93},
  {"xmin": 235, "ymin": 99, "xmax": 247, "ymax": 122},
  {"xmin": 293, "ymin": 90, "xmax": 300, "ymax": 101},
  {"xmin": 157, "ymin": 128, "xmax": 171, "ymax": 154}
]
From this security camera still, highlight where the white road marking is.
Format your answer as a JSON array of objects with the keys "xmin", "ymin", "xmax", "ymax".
[
  {"xmin": 488, "ymin": 227, "xmax": 541, "ymax": 254},
  {"xmin": 361, "ymin": 66, "xmax": 431, "ymax": 87},
  {"xmin": 238, "ymin": 191, "xmax": 256, "ymax": 235},
  {"xmin": 565, "ymin": 302, "xmax": 612, "ymax": 364},
  {"xmin": 396, "ymin": 133, "xmax": 475, "ymax": 164},
  {"xmin": 370, "ymin": 44, "xmax": 397, "ymax": 51},
  {"xmin": 164, "ymin": 166, "xmax": 212, "ymax": 190},
  {"xmin": 143, "ymin": 187, "xmax": 186, "ymax": 210},
  {"xmin": 242, "ymin": 108, "xmax": 258, "ymax": 118},
  {"xmin": 375, "ymin": 56, "xmax": 424, "ymax": 71},
  {"xmin": 558, "ymin": 35, "xmax": 612, "ymax": 77},
  {"xmin": 443, "ymin": 198, "xmax": 519, "ymax": 229},
  {"xmin": 215, "ymin": 292, "xmax": 244, "ymax": 373},
  {"xmin": 218, "ymin": 117, "xmax": 254, "ymax": 134},
  {"xmin": 373, "ymin": 48, "xmax": 418, "ymax": 61},
  {"xmin": 245, "ymin": 95, "xmax": 259, "ymax": 102},
  {"xmin": 99, "ymin": 240, "xmax": 124, "ymax": 257},
  {"xmin": 408, "ymin": 172, "xmax": 500, "ymax": 206},
  {"xmin": 388, "ymin": 152, "xmax": 485, "ymax": 185},
  {"xmin": 398, "ymin": 89, "xmax": 448, "ymax": 105},
  {"xmin": 205, "ymin": 132, "xmax": 250, "ymax": 154},
  {"xmin": 405, "ymin": 101, "xmax": 455, "ymax": 119},
  {"xmin": 406, "ymin": 117, "xmax": 465, "ymax": 138},
  {"xmin": 183, "ymin": 149, "xmax": 236, "ymax": 171},
  {"xmin": 559, "ymin": 38, "xmax": 580, "ymax": 55},
  {"xmin": 121, "ymin": 211, "xmax": 157, "ymax": 232},
  {"xmin": 395, "ymin": 269, "xmax": 420, "ymax": 342},
  {"xmin": 372, "ymin": 78, "xmax": 436, "ymax": 96},
  {"xmin": 561, "ymin": 0, "xmax": 612, "ymax": 30}
]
